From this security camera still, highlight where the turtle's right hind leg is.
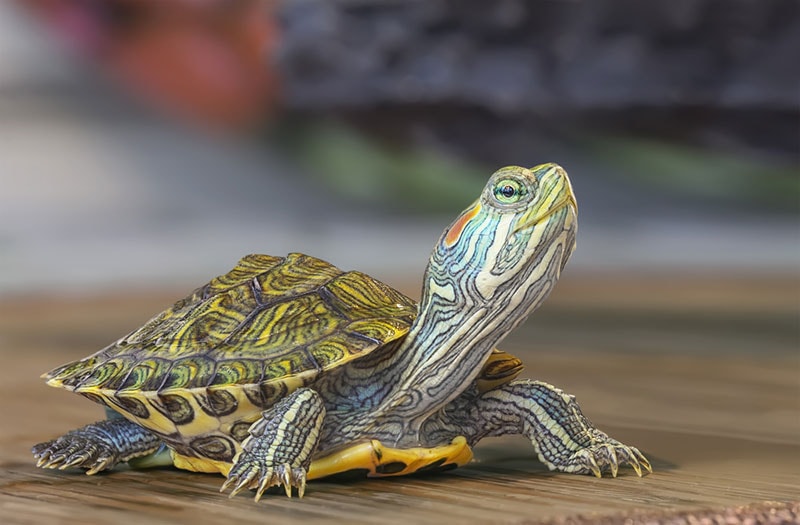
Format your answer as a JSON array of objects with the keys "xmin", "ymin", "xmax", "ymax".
[{"xmin": 32, "ymin": 418, "xmax": 162, "ymax": 475}]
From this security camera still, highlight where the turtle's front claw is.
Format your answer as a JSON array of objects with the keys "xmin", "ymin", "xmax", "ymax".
[
  {"xmin": 628, "ymin": 446, "xmax": 653, "ymax": 476},
  {"xmin": 252, "ymin": 464, "xmax": 307, "ymax": 500},
  {"xmin": 222, "ymin": 387, "xmax": 323, "ymax": 500},
  {"xmin": 222, "ymin": 455, "xmax": 308, "ymax": 501},
  {"xmin": 220, "ymin": 461, "xmax": 258, "ymax": 498},
  {"xmin": 560, "ymin": 440, "xmax": 651, "ymax": 478}
]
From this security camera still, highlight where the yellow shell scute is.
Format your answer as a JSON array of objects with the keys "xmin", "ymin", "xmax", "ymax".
[
  {"xmin": 255, "ymin": 253, "xmax": 343, "ymax": 300},
  {"xmin": 311, "ymin": 331, "xmax": 381, "ymax": 367},
  {"xmin": 325, "ymin": 271, "xmax": 416, "ymax": 320},
  {"xmin": 76, "ymin": 358, "xmax": 134, "ymax": 390},
  {"xmin": 117, "ymin": 359, "xmax": 164, "ymax": 391},
  {"xmin": 347, "ymin": 318, "xmax": 411, "ymax": 344},
  {"xmin": 206, "ymin": 254, "xmax": 283, "ymax": 294},
  {"xmin": 162, "ymin": 356, "xmax": 216, "ymax": 390},
  {"xmin": 167, "ymin": 289, "xmax": 256, "ymax": 354},
  {"xmin": 207, "ymin": 359, "xmax": 263, "ymax": 386}
]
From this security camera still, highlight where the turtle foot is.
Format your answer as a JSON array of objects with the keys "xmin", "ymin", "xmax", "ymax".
[
  {"xmin": 32, "ymin": 419, "xmax": 162, "ymax": 475},
  {"xmin": 556, "ymin": 439, "xmax": 652, "ymax": 478},
  {"xmin": 220, "ymin": 387, "xmax": 325, "ymax": 501},
  {"xmin": 33, "ymin": 433, "xmax": 120, "ymax": 475},
  {"xmin": 222, "ymin": 460, "xmax": 308, "ymax": 501}
]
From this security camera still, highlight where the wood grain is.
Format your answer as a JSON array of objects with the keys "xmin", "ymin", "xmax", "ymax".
[{"xmin": 1, "ymin": 274, "xmax": 798, "ymax": 524}]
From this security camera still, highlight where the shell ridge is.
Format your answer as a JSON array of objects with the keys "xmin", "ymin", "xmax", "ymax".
[
  {"xmin": 117, "ymin": 358, "xmax": 160, "ymax": 390},
  {"xmin": 151, "ymin": 363, "xmax": 172, "ymax": 393},
  {"xmin": 249, "ymin": 277, "xmax": 265, "ymax": 306},
  {"xmin": 203, "ymin": 361, "xmax": 221, "ymax": 390},
  {"xmin": 255, "ymin": 274, "xmax": 341, "ymax": 310},
  {"xmin": 317, "ymin": 286, "xmax": 350, "ymax": 320},
  {"xmin": 346, "ymin": 329, "xmax": 385, "ymax": 347},
  {"xmin": 302, "ymin": 347, "xmax": 325, "ymax": 374}
]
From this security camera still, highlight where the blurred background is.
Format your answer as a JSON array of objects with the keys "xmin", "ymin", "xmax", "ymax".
[
  {"xmin": 1, "ymin": 4, "xmax": 799, "ymax": 518},
  {"xmin": 1, "ymin": 0, "xmax": 798, "ymax": 295}
]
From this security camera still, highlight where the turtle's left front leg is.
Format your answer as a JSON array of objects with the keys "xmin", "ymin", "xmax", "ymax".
[
  {"xmin": 221, "ymin": 387, "xmax": 326, "ymax": 500},
  {"xmin": 428, "ymin": 379, "xmax": 651, "ymax": 477}
]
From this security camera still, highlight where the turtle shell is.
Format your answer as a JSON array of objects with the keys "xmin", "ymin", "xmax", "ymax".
[{"xmin": 44, "ymin": 253, "xmax": 417, "ymax": 445}]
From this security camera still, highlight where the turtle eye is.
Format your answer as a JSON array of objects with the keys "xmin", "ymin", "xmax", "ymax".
[{"xmin": 493, "ymin": 179, "xmax": 526, "ymax": 204}]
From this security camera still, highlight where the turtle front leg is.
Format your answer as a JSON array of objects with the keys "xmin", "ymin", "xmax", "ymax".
[
  {"xmin": 32, "ymin": 418, "xmax": 162, "ymax": 475},
  {"xmin": 430, "ymin": 380, "xmax": 652, "ymax": 477},
  {"xmin": 222, "ymin": 388, "xmax": 326, "ymax": 501}
]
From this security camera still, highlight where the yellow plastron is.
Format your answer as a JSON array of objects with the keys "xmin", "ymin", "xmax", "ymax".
[{"xmin": 307, "ymin": 436, "xmax": 473, "ymax": 480}]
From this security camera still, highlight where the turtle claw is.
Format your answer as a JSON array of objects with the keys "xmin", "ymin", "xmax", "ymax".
[
  {"xmin": 34, "ymin": 446, "xmax": 55, "ymax": 468},
  {"xmin": 86, "ymin": 456, "xmax": 117, "ymax": 476},
  {"xmin": 556, "ymin": 439, "xmax": 651, "ymax": 478},
  {"xmin": 32, "ymin": 435, "xmax": 120, "ymax": 475},
  {"xmin": 611, "ymin": 441, "xmax": 651, "ymax": 478},
  {"xmin": 222, "ymin": 458, "xmax": 308, "ymax": 501},
  {"xmin": 221, "ymin": 465, "xmax": 259, "ymax": 499},
  {"xmin": 254, "ymin": 467, "xmax": 277, "ymax": 501},
  {"xmin": 636, "ymin": 450, "xmax": 653, "ymax": 475},
  {"xmin": 601, "ymin": 444, "xmax": 619, "ymax": 478},
  {"xmin": 629, "ymin": 458, "xmax": 643, "ymax": 478},
  {"xmin": 581, "ymin": 450, "xmax": 602, "ymax": 478},
  {"xmin": 252, "ymin": 465, "xmax": 300, "ymax": 501},
  {"xmin": 280, "ymin": 466, "xmax": 294, "ymax": 498},
  {"xmin": 40, "ymin": 457, "xmax": 61, "ymax": 469},
  {"xmin": 59, "ymin": 453, "xmax": 89, "ymax": 470},
  {"xmin": 630, "ymin": 448, "xmax": 652, "ymax": 477}
]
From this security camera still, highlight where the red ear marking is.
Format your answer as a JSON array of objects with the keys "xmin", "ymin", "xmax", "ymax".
[{"xmin": 444, "ymin": 202, "xmax": 481, "ymax": 247}]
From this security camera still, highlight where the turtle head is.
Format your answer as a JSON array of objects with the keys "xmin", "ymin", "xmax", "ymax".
[
  {"xmin": 378, "ymin": 164, "xmax": 577, "ymax": 431},
  {"xmin": 424, "ymin": 163, "xmax": 577, "ymax": 315}
]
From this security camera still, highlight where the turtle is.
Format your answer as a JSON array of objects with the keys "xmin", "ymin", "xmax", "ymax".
[{"xmin": 33, "ymin": 163, "xmax": 651, "ymax": 500}]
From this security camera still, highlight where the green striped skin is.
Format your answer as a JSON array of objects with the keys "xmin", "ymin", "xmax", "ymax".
[
  {"xmin": 35, "ymin": 163, "xmax": 652, "ymax": 499},
  {"xmin": 356, "ymin": 164, "xmax": 578, "ymax": 445},
  {"xmin": 420, "ymin": 379, "xmax": 651, "ymax": 477},
  {"xmin": 222, "ymin": 388, "xmax": 326, "ymax": 498}
]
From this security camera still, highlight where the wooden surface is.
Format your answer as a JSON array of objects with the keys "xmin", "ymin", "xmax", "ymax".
[{"xmin": 1, "ymin": 275, "xmax": 798, "ymax": 524}]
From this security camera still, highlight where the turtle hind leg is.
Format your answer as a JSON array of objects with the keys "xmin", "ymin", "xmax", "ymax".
[
  {"xmin": 221, "ymin": 387, "xmax": 325, "ymax": 501},
  {"xmin": 32, "ymin": 418, "xmax": 163, "ymax": 475},
  {"xmin": 431, "ymin": 379, "xmax": 651, "ymax": 478}
]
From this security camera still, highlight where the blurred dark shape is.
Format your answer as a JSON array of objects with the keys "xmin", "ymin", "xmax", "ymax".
[
  {"xmin": 280, "ymin": 0, "xmax": 800, "ymax": 158},
  {"xmin": 18, "ymin": 0, "xmax": 280, "ymax": 129},
  {"xmin": 13, "ymin": 0, "xmax": 798, "ymax": 213},
  {"xmin": 281, "ymin": 0, "xmax": 800, "ymax": 113}
]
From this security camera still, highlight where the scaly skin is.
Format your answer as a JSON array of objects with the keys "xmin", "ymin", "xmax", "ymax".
[
  {"xmin": 422, "ymin": 380, "xmax": 652, "ymax": 477},
  {"xmin": 32, "ymin": 418, "xmax": 161, "ymax": 474},
  {"xmin": 368, "ymin": 165, "xmax": 578, "ymax": 442},
  {"xmin": 33, "ymin": 164, "xmax": 652, "ymax": 500},
  {"xmin": 222, "ymin": 388, "xmax": 325, "ymax": 500}
]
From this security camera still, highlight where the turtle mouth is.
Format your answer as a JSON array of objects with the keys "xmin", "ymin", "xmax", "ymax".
[{"xmin": 513, "ymin": 194, "xmax": 577, "ymax": 233}]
